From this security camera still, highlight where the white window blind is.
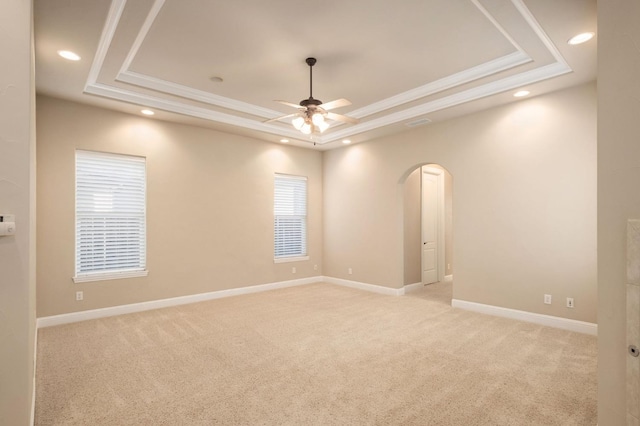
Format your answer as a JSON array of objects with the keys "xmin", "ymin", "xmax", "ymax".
[
  {"xmin": 75, "ymin": 150, "xmax": 147, "ymax": 282},
  {"xmin": 274, "ymin": 174, "xmax": 307, "ymax": 259}
]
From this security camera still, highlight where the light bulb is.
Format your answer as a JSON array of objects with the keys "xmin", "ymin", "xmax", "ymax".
[
  {"xmin": 317, "ymin": 121, "xmax": 330, "ymax": 133},
  {"xmin": 312, "ymin": 112, "xmax": 325, "ymax": 125},
  {"xmin": 301, "ymin": 123, "xmax": 312, "ymax": 134},
  {"xmin": 292, "ymin": 116, "xmax": 305, "ymax": 130}
]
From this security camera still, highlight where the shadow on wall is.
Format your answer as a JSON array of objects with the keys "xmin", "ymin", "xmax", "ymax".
[{"xmin": 402, "ymin": 164, "xmax": 453, "ymax": 287}]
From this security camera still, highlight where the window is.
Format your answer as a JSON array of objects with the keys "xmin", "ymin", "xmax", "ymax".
[
  {"xmin": 274, "ymin": 174, "xmax": 308, "ymax": 261},
  {"xmin": 74, "ymin": 150, "xmax": 147, "ymax": 282}
]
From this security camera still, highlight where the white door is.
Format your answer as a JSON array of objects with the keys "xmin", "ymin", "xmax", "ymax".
[{"xmin": 422, "ymin": 167, "xmax": 444, "ymax": 285}]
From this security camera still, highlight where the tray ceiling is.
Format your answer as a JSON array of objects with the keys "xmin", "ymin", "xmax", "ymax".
[{"xmin": 35, "ymin": 0, "xmax": 596, "ymax": 149}]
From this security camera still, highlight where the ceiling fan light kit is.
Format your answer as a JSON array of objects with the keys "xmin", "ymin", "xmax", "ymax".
[{"xmin": 266, "ymin": 57, "xmax": 358, "ymax": 136}]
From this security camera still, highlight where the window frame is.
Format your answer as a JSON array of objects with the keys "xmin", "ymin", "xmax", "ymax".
[
  {"xmin": 73, "ymin": 150, "xmax": 148, "ymax": 283},
  {"xmin": 273, "ymin": 173, "xmax": 309, "ymax": 263}
]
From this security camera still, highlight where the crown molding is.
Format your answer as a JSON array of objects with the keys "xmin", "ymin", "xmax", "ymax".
[
  {"xmin": 115, "ymin": 0, "xmax": 283, "ymax": 120},
  {"xmin": 84, "ymin": 0, "xmax": 126, "ymax": 90},
  {"xmin": 470, "ymin": 0, "xmax": 525, "ymax": 52},
  {"xmin": 85, "ymin": 82, "xmax": 304, "ymax": 140},
  {"xmin": 348, "ymin": 51, "xmax": 532, "ymax": 119},
  {"xmin": 117, "ymin": 70, "xmax": 283, "ymax": 119},
  {"xmin": 511, "ymin": 0, "xmax": 569, "ymax": 67},
  {"xmin": 84, "ymin": 0, "xmax": 574, "ymax": 146},
  {"xmin": 118, "ymin": 0, "xmax": 165, "ymax": 75},
  {"xmin": 322, "ymin": 61, "xmax": 571, "ymax": 143}
]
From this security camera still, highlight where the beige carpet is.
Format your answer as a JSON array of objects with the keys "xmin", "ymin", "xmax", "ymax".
[{"xmin": 35, "ymin": 282, "xmax": 597, "ymax": 425}]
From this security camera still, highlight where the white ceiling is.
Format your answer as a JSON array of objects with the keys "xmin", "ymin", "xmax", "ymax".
[{"xmin": 34, "ymin": 0, "xmax": 597, "ymax": 150}]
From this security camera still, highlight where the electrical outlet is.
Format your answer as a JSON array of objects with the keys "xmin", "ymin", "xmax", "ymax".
[
  {"xmin": 76, "ymin": 291, "xmax": 83, "ymax": 301},
  {"xmin": 544, "ymin": 294, "xmax": 552, "ymax": 305},
  {"xmin": 313, "ymin": 264, "xmax": 318, "ymax": 271},
  {"xmin": 292, "ymin": 267, "xmax": 296, "ymax": 274},
  {"xmin": 348, "ymin": 268, "xmax": 353, "ymax": 275},
  {"xmin": 566, "ymin": 297, "xmax": 574, "ymax": 308}
]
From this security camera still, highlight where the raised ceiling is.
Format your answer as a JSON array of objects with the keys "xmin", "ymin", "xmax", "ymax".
[{"xmin": 34, "ymin": 0, "xmax": 596, "ymax": 150}]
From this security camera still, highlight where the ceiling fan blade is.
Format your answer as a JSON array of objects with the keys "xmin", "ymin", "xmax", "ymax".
[
  {"xmin": 264, "ymin": 112, "xmax": 300, "ymax": 123},
  {"xmin": 326, "ymin": 111, "xmax": 358, "ymax": 124},
  {"xmin": 319, "ymin": 98, "xmax": 351, "ymax": 111},
  {"xmin": 275, "ymin": 100, "xmax": 303, "ymax": 109}
]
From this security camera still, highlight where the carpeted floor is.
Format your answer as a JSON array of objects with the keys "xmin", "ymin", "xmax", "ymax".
[{"xmin": 35, "ymin": 282, "xmax": 597, "ymax": 425}]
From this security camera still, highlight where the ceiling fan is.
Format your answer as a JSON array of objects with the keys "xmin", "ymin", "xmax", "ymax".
[{"xmin": 265, "ymin": 57, "xmax": 358, "ymax": 135}]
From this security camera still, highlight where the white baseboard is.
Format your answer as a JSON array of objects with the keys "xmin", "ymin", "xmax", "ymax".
[
  {"xmin": 444, "ymin": 275, "xmax": 453, "ymax": 282},
  {"xmin": 37, "ymin": 276, "xmax": 322, "ymax": 328},
  {"xmin": 451, "ymin": 299, "xmax": 597, "ymax": 336},
  {"xmin": 36, "ymin": 275, "xmax": 597, "ymax": 337},
  {"xmin": 322, "ymin": 276, "xmax": 405, "ymax": 296},
  {"xmin": 37, "ymin": 275, "xmax": 403, "ymax": 328},
  {"xmin": 403, "ymin": 282, "xmax": 424, "ymax": 293}
]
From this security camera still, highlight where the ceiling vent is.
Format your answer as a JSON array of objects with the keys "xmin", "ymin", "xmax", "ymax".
[{"xmin": 405, "ymin": 118, "xmax": 432, "ymax": 127}]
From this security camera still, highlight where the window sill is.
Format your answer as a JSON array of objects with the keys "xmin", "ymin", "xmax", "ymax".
[
  {"xmin": 274, "ymin": 256, "xmax": 309, "ymax": 264},
  {"xmin": 73, "ymin": 270, "xmax": 148, "ymax": 283}
]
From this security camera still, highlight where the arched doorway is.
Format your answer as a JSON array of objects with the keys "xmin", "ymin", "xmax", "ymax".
[{"xmin": 401, "ymin": 164, "xmax": 453, "ymax": 301}]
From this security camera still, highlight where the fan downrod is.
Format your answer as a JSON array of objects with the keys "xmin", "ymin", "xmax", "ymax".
[{"xmin": 300, "ymin": 57, "xmax": 322, "ymax": 106}]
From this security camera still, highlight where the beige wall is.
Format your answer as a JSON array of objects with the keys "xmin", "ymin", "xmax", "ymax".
[
  {"xmin": 0, "ymin": 0, "xmax": 36, "ymax": 424},
  {"xmin": 598, "ymin": 0, "xmax": 639, "ymax": 423},
  {"xmin": 36, "ymin": 96, "xmax": 323, "ymax": 317},
  {"xmin": 403, "ymin": 168, "xmax": 421, "ymax": 284},
  {"xmin": 444, "ymin": 170, "xmax": 453, "ymax": 276},
  {"xmin": 403, "ymin": 165, "xmax": 453, "ymax": 285},
  {"xmin": 324, "ymin": 83, "xmax": 597, "ymax": 323}
]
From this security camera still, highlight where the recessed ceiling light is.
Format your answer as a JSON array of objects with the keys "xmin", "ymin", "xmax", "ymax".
[
  {"xmin": 513, "ymin": 90, "xmax": 530, "ymax": 98},
  {"xmin": 209, "ymin": 76, "xmax": 224, "ymax": 83},
  {"xmin": 280, "ymin": 138, "xmax": 289, "ymax": 143},
  {"xmin": 141, "ymin": 109, "xmax": 155, "ymax": 116},
  {"xmin": 57, "ymin": 50, "xmax": 81, "ymax": 61},
  {"xmin": 342, "ymin": 139, "xmax": 351, "ymax": 145},
  {"xmin": 568, "ymin": 32, "xmax": 595, "ymax": 45}
]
